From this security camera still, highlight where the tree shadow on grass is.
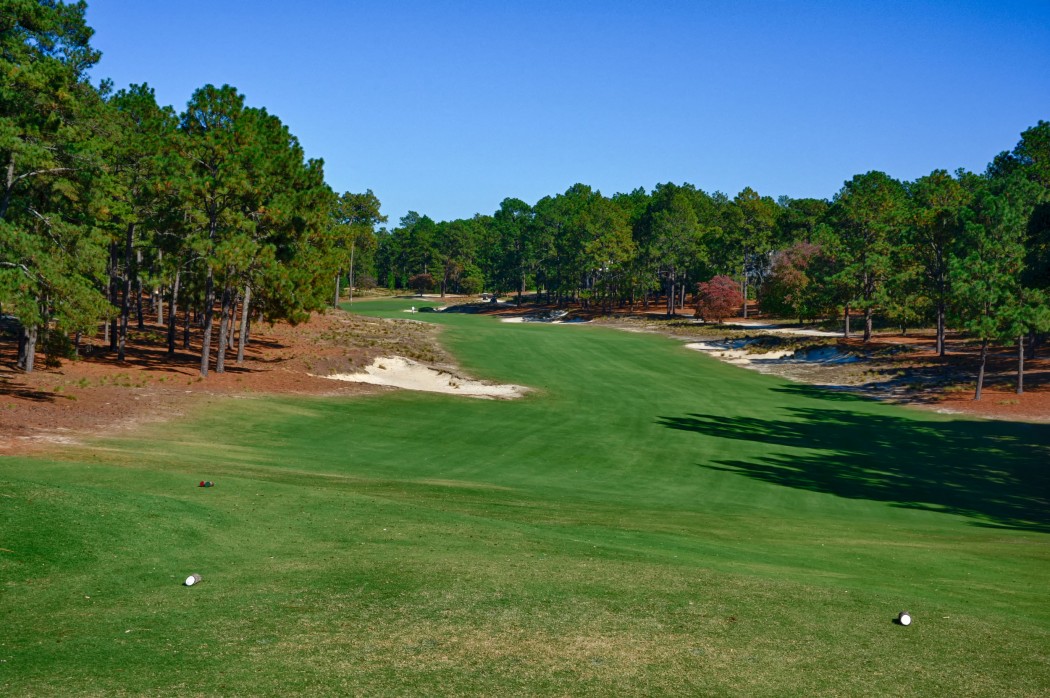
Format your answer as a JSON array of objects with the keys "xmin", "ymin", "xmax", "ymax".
[{"xmin": 657, "ymin": 397, "xmax": 1050, "ymax": 532}]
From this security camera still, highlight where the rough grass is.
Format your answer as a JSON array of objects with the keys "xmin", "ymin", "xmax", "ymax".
[{"xmin": 2, "ymin": 298, "xmax": 1048, "ymax": 696}]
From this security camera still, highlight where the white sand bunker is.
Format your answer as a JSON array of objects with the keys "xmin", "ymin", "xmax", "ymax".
[
  {"xmin": 325, "ymin": 356, "xmax": 529, "ymax": 400},
  {"xmin": 685, "ymin": 341, "xmax": 858, "ymax": 374},
  {"xmin": 686, "ymin": 342, "xmax": 793, "ymax": 368},
  {"xmin": 501, "ymin": 311, "xmax": 590, "ymax": 324}
]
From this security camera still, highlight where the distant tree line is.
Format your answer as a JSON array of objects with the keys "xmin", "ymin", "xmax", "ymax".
[
  {"xmin": 372, "ymin": 123, "xmax": 1050, "ymax": 398},
  {"xmin": 1, "ymin": 2, "xmax": 385, "ymax": 376}
]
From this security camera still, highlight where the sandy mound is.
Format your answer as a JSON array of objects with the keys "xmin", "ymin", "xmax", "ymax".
[
  {"xmin": 717, "ymin": 321, "xmax": 840, "ymax": 337},
  {"xmin": 323, "ymin": 356, "xmax": 529, "ymax": 399}
]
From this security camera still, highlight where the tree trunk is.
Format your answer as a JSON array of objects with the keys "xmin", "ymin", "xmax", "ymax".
[
  {"xmin": 216, "ymin": 285, "xmax": 232, "ymax": 374},
  {"xmin": 844, "ymin": 304, "xmax": 850, "ymax": 338},
  {"xmin": 0, "ymin": 155, "xmax": 14, "ymax": 220},
  {"xmin": 739, "ymin": 262, "xmax": 747, "ymax": 319},
  {"xmin": 666, "ymin": 275, "xmax": 675, "ymax": 317},
  {"xmin": 109, "ymin": 242, "xmax": 119, "ymax": 351},
  {"xmin": 333, "ymin": 271, "xmax": 341, "ymax": 308},
  {"xmin": 974, "ymin": 337, "xmax": 988, "ymax": 401},
  {"xmin": 136, "ymin": 250, "xmax": 144, "ymax": 330},
  {"xmin": 17, "ymin": 324, "xmax": 37, "ymax": 373},
  {"xmin": 1017, "ymin": 334, "xmax": 1025, "ymax": 395},
  {"xmin": 156, "ymin": 250, "xmax": 164, "ymax": 325},
  {"xmin": 348, "ymin": 240, "xmax": 356, "ymax": 305},
  {"xmin": 936, "ymin": 300, "xmax": 945, "ymax": 357},
  {"xmin": 200, "ymin": 266, "xmax": 215, "ymax": 377},
  {"xmin": 167, "ymin": 271, "xmax": 180, "ymax": 356},
  {"xmin": 236, "ymin": 284, "xmax": 251, "ymax": 364},
  {"xmin": 182, "ymin": 302, "xmax": 191, "ymax": 350},
  {"xmin": 118, "ymin": 223, "xmax": 134, "ymax": 362},
  {"xmin": 863, "ymin": 307, "xmax": 872, "ymax": 342}
]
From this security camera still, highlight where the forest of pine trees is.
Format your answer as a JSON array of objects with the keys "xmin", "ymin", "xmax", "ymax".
[
  {"xmin": 0, "ymin": 2, "xmax": 383, "ymax": 376},
  {"xmin": 3, "ymin": 3, "xmax": 1048, "ymax": 399}
]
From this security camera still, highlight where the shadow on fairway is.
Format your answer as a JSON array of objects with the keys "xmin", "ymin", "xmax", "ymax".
[{"xmin": 658, "ymin": 392, "xmax": 1050, "ymax": 532}]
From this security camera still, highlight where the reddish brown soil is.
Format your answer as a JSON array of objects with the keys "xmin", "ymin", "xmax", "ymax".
[
  {"xmin": 842, "ymin": 333, "xmax": 1050, "ymax": 421},
  {"xmin": 0, "ymin": 307, "xmax": 449, "ymax": 454}
]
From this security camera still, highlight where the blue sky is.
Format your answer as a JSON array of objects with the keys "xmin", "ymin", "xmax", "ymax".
[{"xmin": 85, "ymin": 1, "xmax": 1050, "ymax": 226}]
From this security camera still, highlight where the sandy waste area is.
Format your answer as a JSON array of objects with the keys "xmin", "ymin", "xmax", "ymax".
[{"xmin": 323, "ymin": 356, "xmax": 529, "ymax": 399}]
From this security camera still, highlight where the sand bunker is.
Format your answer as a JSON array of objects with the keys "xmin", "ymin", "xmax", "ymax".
[
  {"xmin": 501, "ymin": 312, "xmax": 590, "ymax": 324},
  {"xmin": 686, "ymin": 342, "xmax": 793, "ymax": 368},
  {"xmin": 324, "ymin": 356, "xmax": 529, "ymax": 399},
  {"xmin": 685, "ymin": 341, "xmax": 858, "ymax": 374},
  {"xmin": 402, "ymin": 306, "xmax": 447, "ymax": 314}
]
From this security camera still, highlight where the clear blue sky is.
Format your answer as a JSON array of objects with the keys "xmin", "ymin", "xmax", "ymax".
[{"xmin": 85, "ymin": 1, "xmax": 1049, "ymax": 226}]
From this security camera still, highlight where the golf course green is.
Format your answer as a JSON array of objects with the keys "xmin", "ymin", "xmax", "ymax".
[{"xmin": 3, "ymin": 298, "xmax": 1048, "ymax": 696}]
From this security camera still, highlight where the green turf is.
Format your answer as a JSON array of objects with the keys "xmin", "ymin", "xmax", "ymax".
[{"xmin": 2, "ymin": 297, "xmax": 1048, "ymax": 696}]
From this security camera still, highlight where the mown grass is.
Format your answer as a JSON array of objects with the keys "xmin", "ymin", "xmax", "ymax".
[{"xmin": 2, "ymin": 298, "xmax": 1048, "ymax": 696}]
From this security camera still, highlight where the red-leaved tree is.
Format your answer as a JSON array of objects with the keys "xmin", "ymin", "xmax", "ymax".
[{"xmin": 695, "ymin": 275, "xmax": 743, "ymax": 323}]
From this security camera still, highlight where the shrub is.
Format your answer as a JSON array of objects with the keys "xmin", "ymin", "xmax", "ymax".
[
  {"xmin": 354, "ymin": 273, "xmax": 377, "ymax": 290},
  {"xmin": 408, "ymin": 273, "xmax": 435, "ymax": 296}
]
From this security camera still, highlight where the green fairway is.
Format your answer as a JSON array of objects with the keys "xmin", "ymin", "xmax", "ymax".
[{"xmin": 3, "ymin": 298, "xmax": 1049, "ymax": 696}]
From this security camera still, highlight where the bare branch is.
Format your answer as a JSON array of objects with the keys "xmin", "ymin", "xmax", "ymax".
[
  {"xmin": 12, "ymin": 167, "xmax": 74, "ymax": 185},
  {"xmin": 27, "ymin": 207, "xmax": 52, "ymax": 226},
  {"xmin": 26, "ymin": 207, "xmax": 64, "ymax": 248},
  {"xmin": 0, "ymin": 261, "xmax": 32, "ymax": 277}
]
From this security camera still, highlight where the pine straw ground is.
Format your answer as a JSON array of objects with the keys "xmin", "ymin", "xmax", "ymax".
[
  {"xmin": 0, "ymin": 304, "xmax": 451, "ymax": 453},
  {"xmin": 1, "ymin": 296, "xmax": 1048, "ymax": 455}
]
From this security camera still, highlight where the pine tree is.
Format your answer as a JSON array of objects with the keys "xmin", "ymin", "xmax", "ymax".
[
  {"xmin": 827, "ymin": 172, "xmax": 908, "ymax": 341},
  {"xmin": 0, "ymin": 0, "xmax": 108, "ymax": 372}
]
